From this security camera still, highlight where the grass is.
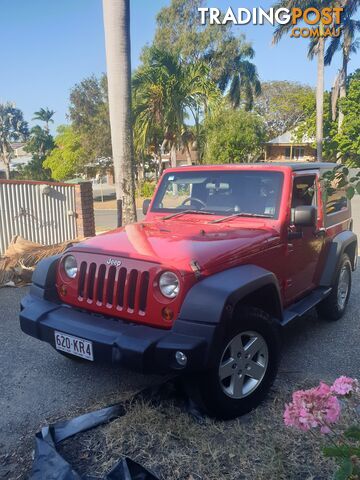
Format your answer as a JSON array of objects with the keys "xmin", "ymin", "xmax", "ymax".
[{"xmin": 57, "ymin": 378, "xmax": 336, "ymax": 480}]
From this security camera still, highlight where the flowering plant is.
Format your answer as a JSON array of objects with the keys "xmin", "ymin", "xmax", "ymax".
[{"xmin": 284, "ymin": 376, "xmax": 360, "ymax": 480}]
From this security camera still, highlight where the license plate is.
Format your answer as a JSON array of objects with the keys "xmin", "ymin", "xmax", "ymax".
[{"xmin": 54, "ymin": 331, "xmax": 94, "ymax": 361}]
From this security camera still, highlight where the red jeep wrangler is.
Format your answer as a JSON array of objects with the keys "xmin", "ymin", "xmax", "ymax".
[{"xmin": 20, "ymin": 163, "xmax": 357, "ymax": 419}]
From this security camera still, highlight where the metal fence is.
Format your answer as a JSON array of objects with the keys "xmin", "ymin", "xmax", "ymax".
[{"xmin": 0, "ymin": 180, "xmax": 77, "ymax": 255}]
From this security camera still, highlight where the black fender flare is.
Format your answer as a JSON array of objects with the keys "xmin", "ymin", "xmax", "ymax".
[
  {"xmin": 173, "ymin": 265, "xmax": 282, "ymax": 368},
  {"xmin": 320, "ymin": 231, "xmax": 358, "ymax": 287},
  {"xmin": 178, "ymin": 264, "xmax": 282, "ymax": 325},
  {"xmin": 30, "ymin": 254, "xmax": 61, "ymax": 301}
]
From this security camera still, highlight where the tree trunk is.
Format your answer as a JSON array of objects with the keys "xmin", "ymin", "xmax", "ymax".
[
  {"xmin": 4, "ymin": 161, "xmax": 10, "ymax": 180},
  {"xmin": 170, "ymin": 143, "xmax": 177, "ymax": 168},
  {"xmin": 2, "ymin": 147, "xmax": 11, "ymax": 179},
  {"xmin": 157, "ymin": 153, "xmax": 163, "ymax": 179},
  {"xmin": 138, "ymin": 159, "xmax": 144, "ymax": 184},
  {"xmin": 338, "ymin": 55, "xmax": 348, "ymax": 133},
  {"xmin": 185, "ymin": 143, "xmax": 192, "ymax": 165},
  {"xmin": 194, "ymin": 108, "xmax": 201, "ymax": 164},
  {"xmin": 316, "ymin": 35, "xmax": 325, "ymax": 162},
  {"xmin": 102, "ymin": 0, "xmax": 137, "ymax": 227},
  {"xmin": 170, "ymin": 143, "xmax": 178, "ymax": 195}
]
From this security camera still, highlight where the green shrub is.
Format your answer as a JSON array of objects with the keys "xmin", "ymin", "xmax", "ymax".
[{"xmin": 138, "ymin": 181, "xmax": 156, "ymax": 198}]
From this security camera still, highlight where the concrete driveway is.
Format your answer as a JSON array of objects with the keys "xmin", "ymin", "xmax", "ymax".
[{"xmin": 0, "ymin": 288, "xmax": 158, "ymax": 461}]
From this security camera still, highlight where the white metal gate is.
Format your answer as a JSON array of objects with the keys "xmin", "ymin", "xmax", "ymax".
[{"xmin": 0, "ymin": 180, "xmax": 77, "ymax": 255}]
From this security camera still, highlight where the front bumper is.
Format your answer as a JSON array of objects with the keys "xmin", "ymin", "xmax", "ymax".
[{"xmin": 20, "ymin": 293, "xmax": 216, "ymax": 374}]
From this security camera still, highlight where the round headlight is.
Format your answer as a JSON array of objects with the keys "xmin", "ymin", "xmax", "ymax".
[
  {"xmin": 159, "ymin": 271, "xmax": 180, "ymax": 299},
  {"xmin": 63, "ymin": 255, "xmax": 78, "ymax": 279}
]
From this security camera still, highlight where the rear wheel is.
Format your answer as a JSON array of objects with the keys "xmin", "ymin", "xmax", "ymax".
[
  {"xmin": 186, "ymin": 307, "xmax": 281, "ymax": 420},
  {"xmin": 317, "ymin": 253, "xmax": 352, "ymax": 322}
]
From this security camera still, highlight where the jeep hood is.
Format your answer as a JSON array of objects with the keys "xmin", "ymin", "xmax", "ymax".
[{"xmin": 72, "ymin": 220, "xmax": 280, "ymax": 275}]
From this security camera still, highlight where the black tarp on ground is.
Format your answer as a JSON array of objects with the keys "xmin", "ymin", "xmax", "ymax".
[{"xmin": 29, "ymin": 402, "xmax": 158, "ymax": 480}]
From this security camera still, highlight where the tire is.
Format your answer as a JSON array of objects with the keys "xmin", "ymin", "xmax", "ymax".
[
  {"xmin": 317, "ymin": 253, "xmax": 352, "ymax": 322},
  {"xmin": 186, "ymin": 307, "xmax": 281, "ymax": 420}
]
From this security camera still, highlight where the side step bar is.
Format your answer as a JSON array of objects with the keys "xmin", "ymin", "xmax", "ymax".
[{"xmin": 281, "ymin": 287, "xmax": 332, "ymax": 326}]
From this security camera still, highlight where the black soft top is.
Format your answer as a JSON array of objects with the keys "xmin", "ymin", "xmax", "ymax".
[{"xmin": 262, "ymin": 162, "xmax": 334, "ymax": 171}]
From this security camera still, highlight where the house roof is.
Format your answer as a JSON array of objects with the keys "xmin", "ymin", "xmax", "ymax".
[
  {"xmin": 266, "ymin": 131, "xmax": 314, "ymax": 145},
  {"xmin": 10, "ymin": 142, "xmax": 26, "ymax": 149}
]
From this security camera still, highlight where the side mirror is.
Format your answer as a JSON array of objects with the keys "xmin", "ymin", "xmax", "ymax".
[
  {"xmin": 142, "ymin": 199, "xmax": 151, "ymax": 216},
  {"xmin": 291, "ymin": 205, "xmax": 317, "ymax": 227}
]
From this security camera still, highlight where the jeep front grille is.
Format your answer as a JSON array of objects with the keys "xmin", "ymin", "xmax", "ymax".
[{"xmin": 77, "ymin": 261, "xmax": 150, "ymax": 314}]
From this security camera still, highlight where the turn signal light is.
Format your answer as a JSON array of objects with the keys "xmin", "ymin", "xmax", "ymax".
[
  {"xmin": 59, "ymin": 285, "xmax": 67, "ymax": 296},
  {"xmin": 162, "ymin": 307, "xmax": 174, "ymax": 322}
]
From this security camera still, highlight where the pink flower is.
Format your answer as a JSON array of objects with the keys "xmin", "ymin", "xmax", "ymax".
[
  {"xmin": 317, "ymin": 382, "xmax": 331, "ymax": 395},
  {"xmin": 331, "ymin": 376, "xmax": 359, "ymax": 396},
  {"xmin": 284, "ymin": 383, "xmax": 341, "ymax": 434}
]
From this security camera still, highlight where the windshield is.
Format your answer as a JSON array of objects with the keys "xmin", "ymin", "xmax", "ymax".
[{"xmin": 152, "ymin": 170, "xmax": 284, "ymax": 219}]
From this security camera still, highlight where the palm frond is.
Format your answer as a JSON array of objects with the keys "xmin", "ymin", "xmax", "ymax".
[
  {"xmin": 254, "ymin": 78, "xmax": 262, "ymax": 96},
  {"xmin": 217, "ymin": 72, "xmax": 231, "ymax": 93},
  {"xmin": 32, "ymin": 107, "xmax": 55, "ymax": 123},
  {"xmin": 324, "ymin": 35, "xmax": 341, "ymax": 65},
  {"xmin": 307, "ymin": 38, "xmax": 320, "ymax": 60},
  {"xmin": 272, "ymin": 0, "xmax": 322, "ymax": 44},
  {"xmin": 350, "ymin": 38, "xmax": 360, "ymax": 54},
  {"xmin": 238, "ymin": 60, "xmax": 258, "ymax": 82},
  {"xmin": 343, "ymin": 0, "xmax": 360, "ymax": 18}
]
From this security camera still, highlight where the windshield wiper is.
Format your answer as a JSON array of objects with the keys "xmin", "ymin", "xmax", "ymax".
[
  {"xmin": 162, "ymin": 209, "xmax": 216, "ymax": 220},
  {"xmin": 210, "ymin": 212, "xmax": 273, "ymax": 224}
]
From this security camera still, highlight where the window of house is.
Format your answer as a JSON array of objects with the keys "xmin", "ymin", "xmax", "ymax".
[
  {"xmin": 293, "ymin": 147, "xmax": 305, "ymax": 160},
  {"xmin": 285, "ymin": 146, "xmax": 304, "ymax": 160}
]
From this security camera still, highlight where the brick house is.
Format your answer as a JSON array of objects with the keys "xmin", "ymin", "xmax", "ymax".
[
  {"xmin": 161, "ymin": 146, "xmax": 199, "ymax": 168},
  {"xmin": 264, "ymin": 131, "xmax": 316, "ymax": 162}
]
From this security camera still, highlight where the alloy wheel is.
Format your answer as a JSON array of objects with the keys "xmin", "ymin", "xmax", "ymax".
[
  {"xmin": 337, "ymin": 265, "xmax": 350, "ymax": 310},
  {"xmin": 218, "ymin": 331, "xmax": 269, "ymax": 399}
]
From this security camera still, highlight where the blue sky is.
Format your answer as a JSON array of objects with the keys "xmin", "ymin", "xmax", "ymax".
[{"xmin": 0, "ymin": 0, "xmax": 359, "ymax": 131}]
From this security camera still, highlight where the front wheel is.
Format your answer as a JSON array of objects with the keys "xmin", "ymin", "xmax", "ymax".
[
  {"xmin": 186, "ymin": 307, "xmax": 281, "ymax": 420},
  {"xmin": 317, "ymin": 253, "xmax": 352, "ymax": 322}
]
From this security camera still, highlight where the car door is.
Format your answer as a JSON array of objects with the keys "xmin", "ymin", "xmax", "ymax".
[{"xmin": 284, "ymin": 172, "xmax": 326, "ymax": 304}]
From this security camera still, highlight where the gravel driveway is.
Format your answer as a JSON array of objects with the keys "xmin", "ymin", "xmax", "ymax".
[{"xmin": 0, "ymin": 265, "xmax": 359, "ymax": 477}]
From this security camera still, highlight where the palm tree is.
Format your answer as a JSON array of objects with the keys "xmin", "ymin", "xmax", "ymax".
[
  {"xmin": 133, "ymin": 49, "xmax": 218, "ymax": 170},
  {"xmin": 272, "ymin": 0, "xmax": 325, "ymax": 161},
  {"xmin": 32, "ymin": 107, "xmax": 55, "ymax": 133},
  {"xmin": 102, "ymin": 0, "xmax": 137, "ymax": 226},
  {"xmin": 324, "ymin": 0, "xmax": 360, "ymax": 131},
  {"xmin": 213, "ymin": 43, "xmax": 261, "ymax": 110},
  {"xmin": 0, "ymin": 103, "xmax": 29, "ymax": 179}
]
